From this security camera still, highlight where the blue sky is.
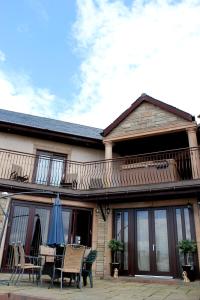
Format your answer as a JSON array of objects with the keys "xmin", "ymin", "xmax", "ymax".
[
  {"xmin": 0, "ymin": 0, "xmax": 78, "ymax": 114},
  {"xmin": 0, "ymin": 0, "xmax": 200, "ymax": 128}
]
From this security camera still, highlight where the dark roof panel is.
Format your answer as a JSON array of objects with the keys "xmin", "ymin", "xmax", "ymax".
[{"xmin": 0, "ymin": 109, "xmax": 103, "ymax": 140}]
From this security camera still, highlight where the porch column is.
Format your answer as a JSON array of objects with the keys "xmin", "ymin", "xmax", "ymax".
[
  {"xmin": 187, "ymin": 127, "xmax": 200, "ymax": 179},
  {"xmin": 104, "ymin": 141, "xmax": 113, "ymax": 187},
  {"xmin": 104, "ymin": 141, "xmax": 113, "ymax": 160}
]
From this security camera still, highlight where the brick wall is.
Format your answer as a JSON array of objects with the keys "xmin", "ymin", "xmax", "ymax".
[
  {"xmin": 107, "ymin": 102, "xmax": 191, "ymax": 138},
  {"xmin": 95, "ymin": 211, "xmax": 108, "ymax": 278}
]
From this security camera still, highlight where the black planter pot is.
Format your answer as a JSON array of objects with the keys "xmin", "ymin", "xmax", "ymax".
[
  {"xmin": 182, "ymin": 265, "xmax": 195, "ymax": 281},
  {"xmin": 110, "ymin": 262, "xmax": 120, "ymax": 276}
]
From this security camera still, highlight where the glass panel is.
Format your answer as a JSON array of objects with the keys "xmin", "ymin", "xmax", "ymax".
[
  {"xmin": 62, "ymin": 210, "xmax": 71, "ymax": 244},
  {"xmin": 184, "ymin": 208, "xmax": 191, "ymax": 240},
  {"xmin": 50, "ymin": 157, "xmax": 64, "ymax": 186},
  {"xmin": 35, "ymin": 208, "xmax": 50, "ymax": 244},
  {"xmin": 137, "ymin": 211, "xmax": 150, "ymax": 271},
  {"xmin": 116, "ymin": 212, "xmax": 122, "ymax": 240},
  {"xmin": 123, "ymin": 212, "xmax": 128, "ymax": 270},
  {"xmin": 9, "ymin": 206, "xmax": 29, "ymax": 245},
  {"xmin": 176, "ymin": 209, "xmax": 183, "ymax": 241},
  {"xmin": 154, "ymin": 210, "xmax": 169, "ymax": 272},
  {"xmin": 35, "ymin": 154, "xmax": 50, "ymax": 184}
]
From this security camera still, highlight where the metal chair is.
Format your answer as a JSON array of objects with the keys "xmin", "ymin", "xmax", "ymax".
[
  {"xmin": 8, "ymin": 243, "xmax": 20, "ymax": 285},
  {"xmin": 14, "ymin": 244, "xmax": 42, "ymax": 285},
  {"xmin": 82, "ymin": 250, "xmax": 97, "ymax": 288},
  {"xmin": 55, "ymin": 244, "xmax": 85, "ymax": 289}
]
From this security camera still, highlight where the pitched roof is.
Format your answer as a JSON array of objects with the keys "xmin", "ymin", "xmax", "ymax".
[
  {"xmin": 102, "ymin": 94, "xmax": 195, "ymax": 137},
  {"xmin": 0, "ymin": 109, "xmax": 103, "ymax": 141}
]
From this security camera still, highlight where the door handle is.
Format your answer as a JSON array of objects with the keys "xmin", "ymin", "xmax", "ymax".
[{"xmin": 152, "ymin": 244, "xmax": 155, "ymax": 251}]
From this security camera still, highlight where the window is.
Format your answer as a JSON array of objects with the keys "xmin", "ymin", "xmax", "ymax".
[{"xmin": 35, "ymin": 150, "xmax": 66, "ymax": 186}]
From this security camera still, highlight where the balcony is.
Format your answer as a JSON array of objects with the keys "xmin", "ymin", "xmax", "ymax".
[{"xmin": 0, "ymin": 147, "xmax": 199, "ymax": 195}]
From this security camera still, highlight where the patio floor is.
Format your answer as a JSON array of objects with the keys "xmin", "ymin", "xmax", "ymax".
[{"xmin": 0, "ymin": 274, "xmax": 200, "ymax": 300}]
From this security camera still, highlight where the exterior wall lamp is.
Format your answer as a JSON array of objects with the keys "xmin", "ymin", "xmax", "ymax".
[{"xmin": 96, "ymin": 203, "xmax": 110, "ymax": 221}]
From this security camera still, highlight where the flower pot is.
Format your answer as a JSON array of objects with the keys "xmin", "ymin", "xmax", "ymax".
[{"xmin": 110, "ymin": 262, "xmax": 120, "ymax": 277}]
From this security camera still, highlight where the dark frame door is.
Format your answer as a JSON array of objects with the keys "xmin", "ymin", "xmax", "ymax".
[
  {"xmin": 135, "ymin": 208, "xmax": 171, "ymax": 276},
  {"xmin": 113, "ymin": 205, "xmax": 197, "ymax": 278},
  {"xmin": 70, "ymin": 209, "xmax": 92, "ymax": 247},
  {"xmin": 2, "ymin": 200, "xmax": 51, "ymax": 270},
  {"xmin": 34, "ymin": 150, "xmax": 67, "ymax": 186}
]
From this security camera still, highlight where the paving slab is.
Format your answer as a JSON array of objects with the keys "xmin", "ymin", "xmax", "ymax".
[{"xmin": 0, "ymin": 274, "xmax": 200, "ymax": 300}]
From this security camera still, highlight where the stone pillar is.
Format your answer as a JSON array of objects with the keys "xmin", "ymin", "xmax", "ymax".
[
  {"xmin": 104, "ymin": 209, "xmax": 112, "ymax": 276},
  {"xmin": 187, "ymin": 127, "xmax": 200, "ymax": 179},
  {"xmin": 95, "ymin": 207, "xmax": 112, "ymax": 278},
  {"xmin": 92, "ymin": 207, "xmax": 98, "ymax": 275},
  {"xmin": 104, "ymin": 141, "xmax": 113, "ymax": 187},
  {"xmin": 104, "ymin": 141, "xmax": 113, "ymax": 160},
  {"xmin": 95, "ymin": 211, "xmax": 107, "ymax": 278}
]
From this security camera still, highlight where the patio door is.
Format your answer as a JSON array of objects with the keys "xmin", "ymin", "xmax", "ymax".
[
  {"xmin": 114, "ymin": 206, "xmax": 197, "ymax": 277},
  {"xmin": 2, "ymin": 201, "xmax": 51, "ymax": 270},
  {"xmin": 2, "ymin": 201, "xmax": 72, "ymax": 270},
  {"xmin": 35, "ymin": 150, "xmax": 66, "ymax": 186},
  {"xmin": 136, "ymin": 209, "xmax": 170, "ymax": 275}
]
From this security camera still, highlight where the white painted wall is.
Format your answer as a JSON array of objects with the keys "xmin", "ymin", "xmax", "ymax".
[{"xmin": 0, "ymin": 132, "xmax": 105, "ymax": 162}]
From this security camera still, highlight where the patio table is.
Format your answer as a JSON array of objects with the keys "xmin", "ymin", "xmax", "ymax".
[{"xmin": 39, "ymin": 254, "xmax": 63, "ymax": 286}]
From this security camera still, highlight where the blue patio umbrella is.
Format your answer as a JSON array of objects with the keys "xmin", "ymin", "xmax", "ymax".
[{"xmin": 47, "ymin": 194, "xmax": 65, "ymax": 247}]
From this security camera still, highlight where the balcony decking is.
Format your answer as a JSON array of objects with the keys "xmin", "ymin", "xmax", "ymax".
[{"xmin": 0, "ymin": 147, "xmax": 199, "ymax": 200}]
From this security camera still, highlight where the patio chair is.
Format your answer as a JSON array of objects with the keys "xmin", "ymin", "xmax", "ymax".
[
  {"xmin": 60, "ymin": 173, "xmax": 78, "ymax": 189},
  {"xmin": 10, "ymin": 164, "xmax": 29, "ymax": 182},
  {"xmin": 39, "ymin": 245, "xmax": 57, "ymax": 281},
  {"xmin": 82, "ymin": 250, "xmax": 97, "ymax": 288},
  {"xmin": 55, "ymin": 244, "xmax": 85, "ymax": 289},
  {"xmin": 8, "ymin": 243, "xmax": 20, "ymax": 285},
  {"xmin": 14, "ymin": 244, "xmax": 42, "ymax": 285}
]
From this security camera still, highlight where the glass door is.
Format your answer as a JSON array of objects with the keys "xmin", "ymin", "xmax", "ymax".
[
  {"xmin": 154, "ymin": 209, "xmax": 170, "ymax": 273},
  {"xmin": 136, "ymin": 208, "xmax": 170, "ymax": 275},
  {"xmin": 35, "ymin": 150, "xmax": 66, "ymax": 186},
  {"xmin": 114, "ymin": 206, "xmax": 196, "ymax": 277},
  {"xmin": 136, "ymin": 210, "xmax": 150, "ymax": 272}
]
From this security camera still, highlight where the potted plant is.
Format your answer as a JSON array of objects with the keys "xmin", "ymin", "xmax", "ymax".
[
  {"xmin": 178, "ymin": 239, "xmax": 197, "ymax": 281},
  {"xmin": 108, "ymin": 239, "xmax": 123, "ymax": 276}
]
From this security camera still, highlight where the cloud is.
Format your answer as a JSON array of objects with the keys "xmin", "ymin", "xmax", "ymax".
[
  {"xmin": 61, "ymin": 0, "xmax": 200, "ymax": 128},
  {"xmin": 0, "ymin": 69, "xmax": 61, "ymax": 118},
  {"xmin": 0, "ymin": 50, "xmax": 6, "ymax": 62}
]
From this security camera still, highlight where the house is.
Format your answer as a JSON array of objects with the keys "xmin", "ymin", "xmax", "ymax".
[{"xmin": 0, "ymin": 93, "xmax": 199, "ymax": 279}]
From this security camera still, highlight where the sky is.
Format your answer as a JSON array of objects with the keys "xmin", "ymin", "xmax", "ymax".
[{"xmin": 0, "ymin": 0, "xmax": 200, "ymax": 129}]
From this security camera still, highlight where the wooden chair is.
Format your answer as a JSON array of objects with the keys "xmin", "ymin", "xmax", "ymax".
[
  {"xmin": 14, "ymin": 244, "xmax": 42, "ymax": 285},
  {"xmin": 55, "ymin": 244, "xmax": 85, "ymax": 289}
]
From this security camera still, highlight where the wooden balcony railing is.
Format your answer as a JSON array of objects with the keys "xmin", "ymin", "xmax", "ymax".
[{"xmin": 0, "ymin": 147, "xmax": 199, "ymax": 191}]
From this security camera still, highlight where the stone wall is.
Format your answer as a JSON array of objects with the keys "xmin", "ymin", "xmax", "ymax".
[
  {"xmin": 107, "ymin": 102, "xmax": 192, "ymax": 139},
  {"xmin": 95, "ymin": 212, "xmax": 107, "ymax": 277}
]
